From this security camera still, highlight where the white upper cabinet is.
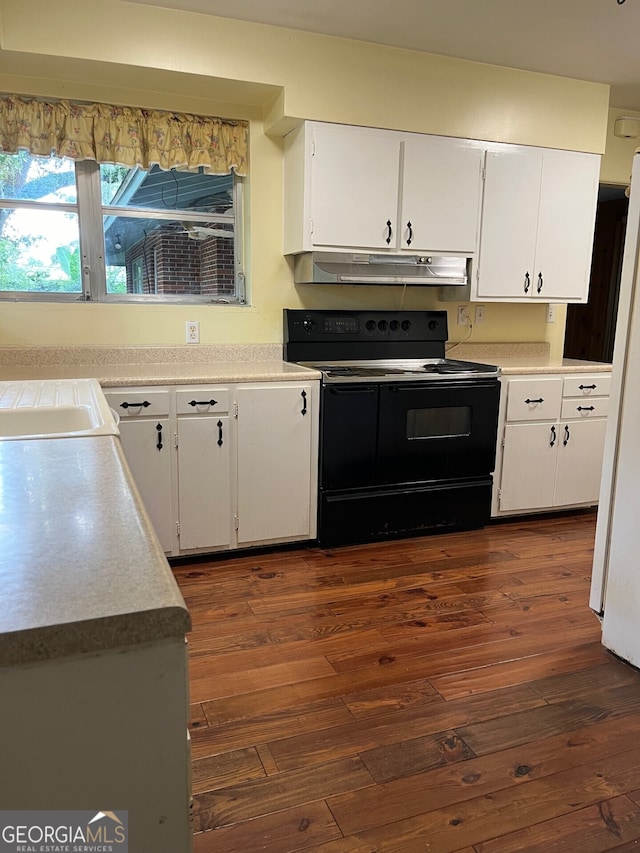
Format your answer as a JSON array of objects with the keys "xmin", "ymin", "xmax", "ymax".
[
  {"xmin": 307, "ymin": 123, "xmax": 400, "ymax": 251},
  {"xmin": 400, "ymin": 135, "xmax": 482, "ymax": 254},
  {"xmin": 284, "ymin": 121, "xmax": 600, "ymax": 303},
  {"xmin": 475, "ymin": 147, "xmax": 599, "ymax": 303},
  {"xmin": 283, "ymin": 121, "xmax": 483, "ymax": 255}
]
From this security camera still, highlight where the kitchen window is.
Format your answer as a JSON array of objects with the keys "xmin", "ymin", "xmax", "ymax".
[{"xmin": 0, "ymin": 96, "xmax": 247, "ymax": 304}]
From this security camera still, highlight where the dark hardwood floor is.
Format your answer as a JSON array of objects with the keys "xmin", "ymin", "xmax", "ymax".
[{"xmin": 173, "ymin": 510, "xmax": 640, "ymax": 853}]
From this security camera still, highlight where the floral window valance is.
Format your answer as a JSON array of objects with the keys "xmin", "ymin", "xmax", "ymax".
[{"xmin": 0, "ymin": 95, "xmax": 249, "ymax": 176}]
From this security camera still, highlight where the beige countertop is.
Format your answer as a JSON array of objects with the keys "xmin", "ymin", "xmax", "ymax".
[
  {"xmin": 0, "ymin": 342, "xmax": 610, "ymax": 385},
  {"xmin": 447, "ymin": 342, "xmax": 612, "ymax": 375},
  {"xmin": 0, "ymin": 360, "xmax": 321, "ymax": 387},
  {"xmin": 0, "ymin": 436, "xmax": 190, "ymax": 667}
]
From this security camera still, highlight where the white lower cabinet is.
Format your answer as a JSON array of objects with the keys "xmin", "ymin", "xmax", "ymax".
[
  {"xmin": 237, "ymin": 383, "xmax": 315, "ymax": 546},
  {"xmin": 104, "ymin": 389, "xmax": 175, "ymax": 553},
  {"xmin": 106, "ymin": 380, "xmax": 318, "ymax": 556},
  {"xmin": 175, "ymin": 387, "xmax": 231, "ymax": 553},
  {"xmin": 494, "ymin": 373, "xmax": 611, "ymax": 516}
]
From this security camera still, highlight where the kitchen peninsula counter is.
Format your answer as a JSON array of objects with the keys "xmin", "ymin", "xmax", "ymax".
[
  {"xmin": 0, "ymin": 433, "xmax": 193, "ymax": 850},
  {"xmin": 0, "ymin": 435, "xmax": 190, "ymax": 667}
]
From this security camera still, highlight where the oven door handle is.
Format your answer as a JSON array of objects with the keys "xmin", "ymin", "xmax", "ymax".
[{"xmin": 328, "ymin": 387, "xmax": 377, "ymax": 394}]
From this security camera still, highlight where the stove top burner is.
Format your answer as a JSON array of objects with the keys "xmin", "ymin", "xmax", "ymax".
[{"xmin": 302, "ymin": 358, "xmax": 500, "ymax": 383}]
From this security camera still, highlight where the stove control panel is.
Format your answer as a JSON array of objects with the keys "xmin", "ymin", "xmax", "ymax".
[{"xmin": 285, "ymin": 310, "xmax": 447, "ymax": 343}]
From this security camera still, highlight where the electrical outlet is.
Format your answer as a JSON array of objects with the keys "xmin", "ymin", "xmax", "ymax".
[
  {"xmin": 546, "ymin": 304, "xmax": 556, "ymax": 324},
  {"xmin": 186, "ymin": 320, "xmax": 200, "ymax": 343},
  {"xmin": 475, "ymin": 305, "xmax": 486, "ymax": 325},
  {"xmin": 457, "ymin": 305, "xmax": 471, "ymax": 326}
]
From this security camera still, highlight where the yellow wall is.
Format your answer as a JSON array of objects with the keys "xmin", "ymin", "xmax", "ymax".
[{"xmin": 0, "ymin": 0, "xmax": 610, "ymax": 355}]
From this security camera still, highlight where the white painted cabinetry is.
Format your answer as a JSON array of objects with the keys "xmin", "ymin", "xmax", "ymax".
[
  {"xmin": 104, "ymin": 388, "xmax": 175, "ymax": 553},
  {"xmin": 175, "ymin": 388, "xmax": 232, "ymax": 552},
  {"xmin": 237, "ymin": 382, "xmax": 315, "ymax": 546},
  {"xmin": 284, "ymin": 121, "xmax": 599, "ymax": 304},
  {"xmin": 473, "ymin": 147, "xmax": 599, "ymax": 303},
  {"xmin": 284, "ymin": 121, "xmax": 483, "ymax": 255},
  {"xmin": 106, "ymin": 380, "xmax": 319, "ymax": 557},
  {"xmin": 493, "ymin": 373, "xmax": 611, "ymax": 516}
]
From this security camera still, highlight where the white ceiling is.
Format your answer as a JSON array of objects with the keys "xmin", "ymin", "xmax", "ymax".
[{"xmin": 125, "ymin": 0, "xmax": 640, "ymax": 110}]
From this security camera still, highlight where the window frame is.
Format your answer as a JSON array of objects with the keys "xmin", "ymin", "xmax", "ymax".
[{"xmin": 0, "ymin": 156, "xmax": 246, "ymax": 304}]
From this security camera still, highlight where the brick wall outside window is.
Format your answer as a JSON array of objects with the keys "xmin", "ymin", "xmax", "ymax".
[{"xmin": 125, "ymin": 227, "xmax": 235, "ymax": 295}]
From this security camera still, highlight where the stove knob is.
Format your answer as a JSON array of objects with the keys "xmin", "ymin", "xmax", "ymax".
[
  {"xmin": 365, "ymin": 320, "xmax": 377, "ymax": 332},
  {"xmin": 302, "ymin": 317, "xmax": 316, "ymax": 333},
  {"xmin": 378, "ymin": 319, "xmax": 388, "ymax": 331},
  {"xmin": 401, "ymin": 320, "xmax": 412, "ymax": 331},
  {"xmin": 389, "ymin": 320, "xmax": 400, "ymax": 331},
  {"xmin": 428, "ymin": 320, "xmax": 439, "ymax": 331}
]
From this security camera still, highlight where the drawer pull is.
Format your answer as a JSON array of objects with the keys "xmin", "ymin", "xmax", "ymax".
[
  {"xmin": 189, "ymin": 399, "xmax": 218, "ymax": 407},
  {"xmin": 120, "ymin": 400, "xmax": 151, "ymax": 409},
  {"xmin": 577, "ymin": 405, "xmax": 595, "ymax": 412},
  {"xmin": 524, "ymin": 397, "xmax": 544, "ymax": 404},
  {"xmin": 563, "ymin": 424, "xmax": 570, "ymax": 446},
  {"xmin": 550, "ymin": 425, "xmax": 556, "ymax": 447},
  {"xmin": 578, "ymin": 384, "xmax": 597, "ymax": 390}
]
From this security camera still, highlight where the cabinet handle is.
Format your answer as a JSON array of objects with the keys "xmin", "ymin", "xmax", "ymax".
[
  {"xmin": 550, "ymin": 425, "xmax": 556, "ymax": 447},
  {"xmin": 386, "ymin": 219, "xmax": 393, "ymax": 245},
  {"xmin": 563, "ymin": 424, "xmax": 570, "ymax": 446},
  {"xmin": 156, "ymin": 422, "xmax": 163, "ymax": 451},
  {"xmin": 577, "ymin": 405, "xmax": 595, "ymax": 412},
  {"xmin": 537, "ymin": 272, "xmax": 543, "ymax": 293},
  {"xmin": 217, "ymin": 419, "xmax": 223, "ymax": 447},
  {"xmin": 301, "ymin": 389, "xmax": 307, "ymax": 416},
  {"xmin": 524, "ymin": 272, "xmax": 531, "ymax": 294},
  {"xmin": 524, "ymin": 397, "xmax": 544, "ymax": 404},
  {"xmin": 406, "ymin": 221, "xmax": 413, "ymax": 246},
  {"xmin": 120, "ymin": 400, "xmax": 150, "ymax": 409},
  {"xmin": 189, "ymin": 399, "xmax": 218, "ymax": 407},
  {"xmin": 579, "ymin": 384, "xmax": 597, "ymax": 390}
]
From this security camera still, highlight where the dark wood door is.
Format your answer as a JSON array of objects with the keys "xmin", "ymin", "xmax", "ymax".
[{"xmin": 564, "ymin": 194, "xmax": 628, "ymax": 363}]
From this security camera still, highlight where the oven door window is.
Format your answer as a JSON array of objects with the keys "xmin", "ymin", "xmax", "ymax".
[{"xmin": 407, "ymin": 406, "xmax": 471, "ymax": 440}]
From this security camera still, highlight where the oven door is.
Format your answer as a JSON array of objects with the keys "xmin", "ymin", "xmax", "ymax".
[{"xmin": 376, "ymin": 379, "xmax": 500, "ymax": 484}]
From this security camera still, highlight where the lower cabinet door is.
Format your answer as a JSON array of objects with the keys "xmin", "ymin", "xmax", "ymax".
[
  {"xmin": 118, "ymin": 418, "xmax": 174, "ymax": 553},
  {"xmin": 500, "ymin": 422, "xmax": 558, "ymax": 512},
  {"xmin": 554, "ymin": 418, "xmax": 608, "ymax": 507},
  {"xmin": 177, "ymin": 415, "xmax": 232, "ymax": 551},
  {"xmin": 236, "ymin": 384, "xmax": 313, "ymax": 545}
]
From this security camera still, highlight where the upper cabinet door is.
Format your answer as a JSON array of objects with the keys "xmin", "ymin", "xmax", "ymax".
[
  {"xmin": 400, "ymin": 136, "xmax": 483, "ymax": 254},
  {"xmin": 308, "ymin": 123, "xmax": 401, "ymax": 250},
  {"xmin": 533, "ymin": 153, "xmax": 599, "ymax": 301},
  {"xmin": 476, "ymin": 149, "xmax": 542, "ymax": 299}
]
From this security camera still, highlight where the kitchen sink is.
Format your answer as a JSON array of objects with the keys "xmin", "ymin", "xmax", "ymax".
[{"xmin": 0, "ymin": 379, "xmax": 120, "ymax": 440}]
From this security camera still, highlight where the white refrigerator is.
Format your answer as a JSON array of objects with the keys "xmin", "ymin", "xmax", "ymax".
[{"xmin": 590, "ymin": 149, "xmax": 640, "ymax": 666}]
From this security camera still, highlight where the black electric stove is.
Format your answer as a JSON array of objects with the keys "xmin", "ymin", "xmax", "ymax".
[{"xmin": 284, "ymin": 309, "xmax": 501, "ymax": 547}]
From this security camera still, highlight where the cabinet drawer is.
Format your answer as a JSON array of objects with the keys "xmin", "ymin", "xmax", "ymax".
[
  {"xmin": 175, "ymin": 387, "xmax": 229, "ymax": 415},
  {"xmin": 506, "ymin": 377, "xmax": 563, "ymax": 421},
  {"xmin": 561, "ymin": 396, "xmax": 609, "ymax": 420},
  {"xmin": 104, "ymin": 389, "xmax": 170, "ymax": 417},
  {"xmin": 563, "ymin": 375, "xmax": 611, "ymax": 397}
]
